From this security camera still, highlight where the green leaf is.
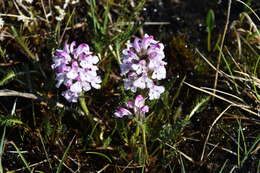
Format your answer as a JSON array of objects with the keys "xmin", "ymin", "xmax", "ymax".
[
  {"xmin": 10, "ymin": 142, "xmax": 31, "ymax": 172},
  {"xmin": 86, "ymin": 151, "xmax": 112, "ymax": 163},
  {"xmin": 56, "ymin": 136, "xmax": 75, "ymax": 173}
]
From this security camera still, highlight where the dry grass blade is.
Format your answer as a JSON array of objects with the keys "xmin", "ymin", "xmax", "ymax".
[
  {"xmin": 184, "ymin": 82, "xmax": 259, "ymax": 117},
  {"xmin": 207, "ymin": 142, "xmax": 237, "ymax": 156},
  {"xmin": 200, "ymin": 104, "xmax": 232, "ymax": 161},
  {"xmin": 0, "ymin": 89, "xmax": 64, "ymax": 108},
  {"xmin": 195, "ymin": 49, "xmax": 229, "ymax": 78},
  {"xmin": 37, "ymin": 130, "xmax": 53, "ymax": 171},
  {"xmin": 200, "ymin": 87, "xmax": 245, "ymax": 103},
  {"xmin": 97, "ymin": 164, "xmax": 110, "ymax": 173},
  {"xmin": 9, "ymin": 159, "xmax": 48, "ymax": 172},
  {"xmin": 235, "ymin": 0, "xmax": 260, "ymax": 22},
  {"xmin": 234, "ymin": 71, "xmax": 260, "ymax": 87},
  {"xmin": 185, "ymin": 137, "xmax": 237, "ymax": 156},
  {"xmin": 157, "ymin": 138, "xmax": 195, "ymax": 163},
  {"xmin": 197, "ymin": 47, "xmax": 259, "ymax": 84},
  {"xmin": 0, "ymin": 127, "xmax": 6, "ymax": 173},
  {"xmin": 213, "ymin": 0, "xmax": 232, "ymax": 97}
]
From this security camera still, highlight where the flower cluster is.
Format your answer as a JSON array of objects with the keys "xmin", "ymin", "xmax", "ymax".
[
  {"xmin": 114, "ymin": 95, "xmax": 149, "ymax": 118},
  {"xmin": 52, "ymin": 41, "xmax": 101, "ymax": 102},
  {"xmin": 120, "ymin": 34, "xmax": 167, "ymax": 100}
]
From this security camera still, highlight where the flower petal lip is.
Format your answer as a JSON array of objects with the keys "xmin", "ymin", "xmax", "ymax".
[
  {"xmin": 70, "ymin": 81, "xmax": 82, "ymax": 93},
  {"xmin": 133, "ymin": 76, "xmax": 146, "ymax": 89},
  {"xmin": 74, "ymin": 43, "xmax": 90, "ymax": 58},
  {"xmin": 149, "ymin": 85, "xmax": 165, "ymax": 100},
  {"xmin": 70, "ymin": 41, "xmax": 77, "ymax": 54},
  {"xmin": 134, "ymin": 95, "xmax": 145, "ymax": 108},
  {"xmin": 141, "ymin": 105, "xmax": 149, "ymax": 114},
  {"xmin": 63, "ymin": 42, "xmax": 70, "ymax": 53},
  {"xmin": 133, "ymin": 37, "xmax": 141, "ymax": 52},
  {"xmin": 114, "ymin": 107, "xmax": 132, "ymax": 118},
  {"xmin": 142, "ymin": 35, "xmax": 154, "ymax": 50},
  {"xmin": 125, "ymin": 101, "xmax": 134, "ymax": 109},
  {"xmin": 66, "ymin": 68, "xmax": 78, "ymax": 79}
]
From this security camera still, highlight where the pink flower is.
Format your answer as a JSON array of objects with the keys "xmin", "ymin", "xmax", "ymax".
[
  {"xmin": 120, "ymin": 34, "xmax": 167, "ymax": 100},
  {"xmin": 114, "ymin": 107, "xmax": 132, "ymax": 118},
  {"xmin": 52, "ymin": 42, "xmax": 101, "ymax": 102},
  {"xmin": 114, "ymin": 95, "xmax": 149, "ymax": 118}
]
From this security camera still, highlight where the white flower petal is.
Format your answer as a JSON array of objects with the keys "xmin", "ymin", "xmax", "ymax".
[
  {"xmin": 91, "ymin": 56, "xmax": 99, "ymax": 64},
  {"xmin": 66, "ymin": 69, "xmax": 78, "ymax": 79},
  {"xmin": 149, "ymin": 85, "xmax": 165, "ymax": 100},
  {"xmin": 70, "ymin": 82, "xmax": 82, "ymax": 93},
  {"xmin": 91, "ymin": 82, "xmax": 101, "ymax": 89},
  {"xmin": 133, "ymin": 77, "xmax": 146, "ymax": 89},
  {"xmin": 82, "ymin": 81, "xmax": 91, "ymax": 91}
]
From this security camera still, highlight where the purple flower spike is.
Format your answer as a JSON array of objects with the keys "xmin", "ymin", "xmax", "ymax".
[
  {"xmin": 52, "ymin": 42, "xmax": 101, "ymax": 102},
  {"xmin": 114, "ymin": 95, "xmax": 149, "ymax": 118},
  {"xmin": 120, "ymin": 34, "xmax": 167, "ymax": 100}
]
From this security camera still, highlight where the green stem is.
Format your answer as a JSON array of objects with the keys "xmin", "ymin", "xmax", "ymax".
[
  {"xmin": 141, "ymin": 121, "xmax": 148, "ymax": 165},
  {"xmin": 79, "ymin": 96, "xmax": 95, "ymax": 128},
  {"xmin": 207, "ymin": 31, "xmax": 211, "ymax": 52},
  {"xmin": 79, "ymin": 96, "xmax": 100, "ymax": 144},
  {"xmin": 79, "ymin": 96, "xmax": 89, "ymax": 116},
  {"xmin": 135, "ymin": 123, "xmax": 140, "ymax": 139}
]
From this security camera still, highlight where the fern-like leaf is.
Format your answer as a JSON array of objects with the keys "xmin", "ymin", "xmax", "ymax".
[
  {"xmin": 11, "ymin": 26, "xmax": 38, "ymax": 61},
  {"xmin": 0, "ymin": 114, "xmax": 23, "ymax": 127},
  {"xmin": 0, "ymin": 71, "xmax": 15, "ymax": 86}
]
